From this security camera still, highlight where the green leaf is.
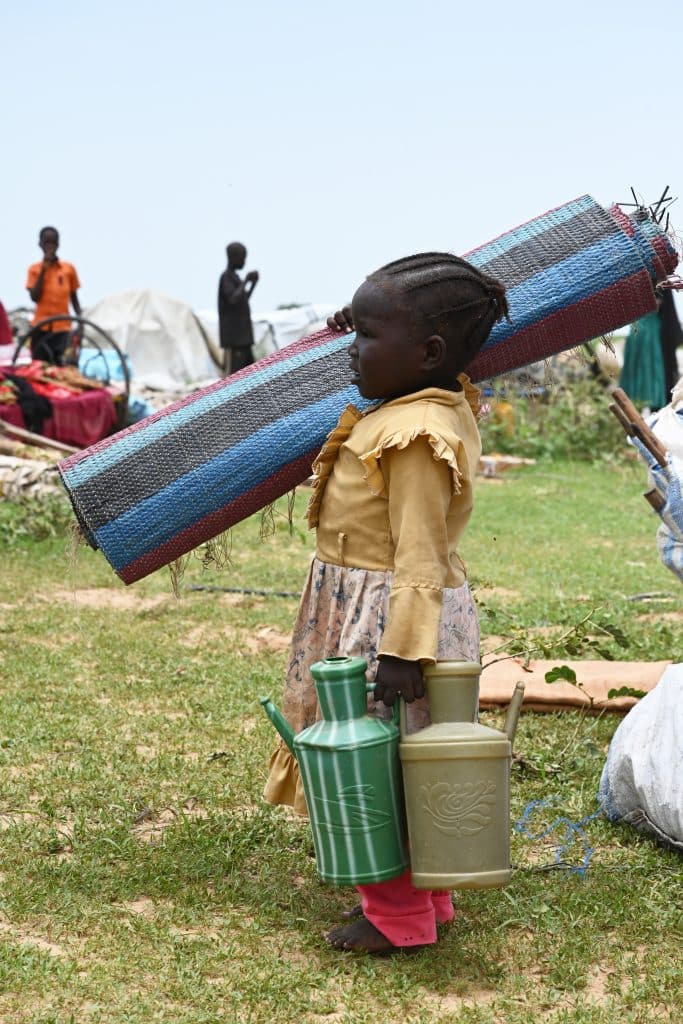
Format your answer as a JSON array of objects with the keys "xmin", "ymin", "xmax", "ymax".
[
  {"xmin": 545, "ymin": 665, "xmax": 577, "ymax": 684},
  {"xmin": 607, "ymin": 686, "xmax": 647, "ymax": 700},
  {"xmin": 600, "ymin": 623, "xmax": 630, "ymax": 648}
]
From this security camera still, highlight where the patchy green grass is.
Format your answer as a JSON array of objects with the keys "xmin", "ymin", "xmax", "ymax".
[{"xmin": 0, "ymin": 459, "xmax": 680, "ymax": 1024}]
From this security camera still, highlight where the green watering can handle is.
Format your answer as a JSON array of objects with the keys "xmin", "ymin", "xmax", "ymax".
[{"xmin": 366, "ymin": 683, "xmax": 401, "ymax": 727}]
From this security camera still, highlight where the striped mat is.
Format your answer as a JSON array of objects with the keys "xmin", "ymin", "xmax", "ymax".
[{"xmin": 59, "ymin": 195, "xmax": 678, "ymax": 584}]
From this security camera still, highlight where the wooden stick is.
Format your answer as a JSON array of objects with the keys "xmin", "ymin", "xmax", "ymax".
[
  {"xmin": 644, "ymin": 488, "xmax": 666, "ymax": 512},
  {"xmin": 609, "ymin": 402, "xmax": 668, "ymax": 468},
  {"xmin": 612, "ymin": 388, "xmax": 668, "ymax": 460},
  {"xmin": 609, "ymin": 392, "xmax": 670, "ymax": 512},
  {"xmin": 612, "ymin": 388, "xmax": 668, "ymax": 466},
  {"xmin": 609, "ymin": 402, "xmax": 634, "ymax": 434},
  {"xmin": 0, "ymin": 419, "xmax": 78, "ymax": 455}
]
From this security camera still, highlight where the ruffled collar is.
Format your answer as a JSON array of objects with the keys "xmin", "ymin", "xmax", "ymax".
[
  {"xmin": 305, "ymin": 376, "xmax": 480, "ymax": 529},
  {"xmin": 306, "ymin": 404, "xmax": 364, "ymax": 528}
]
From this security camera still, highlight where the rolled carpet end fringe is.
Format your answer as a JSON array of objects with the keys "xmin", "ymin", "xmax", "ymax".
[{"xmin": 59, "ymin": 194, "xmax": 679, "ymax": 584}]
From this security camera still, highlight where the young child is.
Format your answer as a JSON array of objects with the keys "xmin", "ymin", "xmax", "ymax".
[{"xmin": 264, "ymin": 251, "xmax": 508, "ymax": 953}]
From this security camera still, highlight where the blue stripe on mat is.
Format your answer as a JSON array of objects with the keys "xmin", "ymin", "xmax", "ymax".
[
  {"xmin": 479, "ymin": 231, "xmax": 646, "ymax": 351},
  {"xmin": 467, "ymin": 195, "xmax": 601, "ymax": 267},
  {"xmin": 62, "ymin": 333, "xmax": 354, "ymax": 489},
  {"xmin": 94, "ymin": 387, "xmax": 363, "ymax": 569}
]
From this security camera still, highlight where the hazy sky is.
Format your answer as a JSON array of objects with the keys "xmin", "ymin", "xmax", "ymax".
[{"xmin": 3, "ymin": 1, "xmax": 682, "ymax": 318}]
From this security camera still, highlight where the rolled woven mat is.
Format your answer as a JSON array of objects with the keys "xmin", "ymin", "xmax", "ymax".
[{"xmin": 60, "ymin": 194, "xmax": 678, "ymax": 584}]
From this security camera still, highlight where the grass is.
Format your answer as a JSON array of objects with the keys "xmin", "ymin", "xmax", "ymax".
[{"xmin": 0, "ymin": 458, "xmax": 681, "ymax": 1023}]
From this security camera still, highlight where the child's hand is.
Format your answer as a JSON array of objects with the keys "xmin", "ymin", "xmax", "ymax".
[
  {"xmin": 326, "ymin": 306, "xmax": 354, "ymax": 333},
  {"xmin": 373, "ymin": 656, "xmax": 425, "ymax": 706}
]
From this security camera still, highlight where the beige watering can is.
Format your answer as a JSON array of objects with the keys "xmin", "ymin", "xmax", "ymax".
[{"xmin": 400, "ymin": 661, "xmax": 525, "ymax": 890}]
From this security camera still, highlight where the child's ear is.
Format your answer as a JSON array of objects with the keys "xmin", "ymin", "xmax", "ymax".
[{"xmin": 422, "ymin": 334, "xmax": 447, "ymax": 370}]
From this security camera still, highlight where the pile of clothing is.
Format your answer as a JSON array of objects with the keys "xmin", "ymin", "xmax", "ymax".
[
  {"xmin": 0, "ymin": 360, "xmax": 119, "ymax": 447},
  {"xmin": 0, "ymin": 367, "xmax": 53, "ymax": 433},
  {"xmin": 600, "ymin": 378, "xmax": 683, "ymax": 852}
]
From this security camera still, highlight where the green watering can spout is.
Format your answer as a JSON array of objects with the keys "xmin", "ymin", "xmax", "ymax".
[{"xmin": 260, "ymin": 697, "xmax": 295, "ymax": 753}]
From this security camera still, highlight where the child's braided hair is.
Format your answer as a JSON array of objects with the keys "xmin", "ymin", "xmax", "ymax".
[{"xmin": 369, "ymin": 252, "xmax": 509, "ymax": 372}]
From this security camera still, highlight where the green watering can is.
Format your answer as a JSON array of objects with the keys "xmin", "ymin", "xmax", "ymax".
[{"xmin": 261, "ymin": 655, "xmax": 409, "ymax": 886}]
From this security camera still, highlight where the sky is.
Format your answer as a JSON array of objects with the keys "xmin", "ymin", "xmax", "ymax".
[{"xmin": 2, "ymin": 0, "xmax": 683, "ymax": 319}]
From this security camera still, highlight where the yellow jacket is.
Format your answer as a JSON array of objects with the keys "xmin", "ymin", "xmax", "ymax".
[{"xmin": 306, "ymin": 382, "xmax": 482, "ymax": 664}]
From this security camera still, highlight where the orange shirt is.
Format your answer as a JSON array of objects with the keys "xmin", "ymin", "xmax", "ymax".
[{"xmin": 26, "ymin": 260, "xmax": 80, "ymax": 331}]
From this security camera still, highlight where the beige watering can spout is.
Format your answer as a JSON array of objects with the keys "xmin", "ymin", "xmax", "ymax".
[{"xmin": 504, "ymin": 681, "xmax": 526, "ymax": 745}]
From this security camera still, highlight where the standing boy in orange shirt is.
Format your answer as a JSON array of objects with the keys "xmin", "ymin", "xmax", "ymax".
[{"xmin": 26, "ymin": 226, "xmax": 82, "ymax": 365}]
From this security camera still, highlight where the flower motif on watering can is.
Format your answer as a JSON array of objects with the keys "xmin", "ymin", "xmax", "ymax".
[{"xmin": 421, "ymin": 780, "xmax": 496, "ymax": 837}]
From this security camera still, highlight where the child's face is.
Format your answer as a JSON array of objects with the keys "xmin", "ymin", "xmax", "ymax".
[
  {"xmin": 40, "ymin": 230, "xmax": 59, "ymax": 259},
  {"xmin": 349, "ymin": 280, "xmax": 425, "ymax": 400},
  {"xmin": 227, "ymin": 244, "xmax": 246, "ymax": 269}
]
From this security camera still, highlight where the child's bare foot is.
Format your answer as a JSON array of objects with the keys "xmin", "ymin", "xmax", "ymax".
[
  {"xmin": 325, "ymin": 917, "xmax": 424, "ymax": 954},
  {"xmin": 341, "ymin": 903, "xmax": 363, "ymax": 921},
  {"xmin": 325, "ymin": 917, "xmax": 395, "ymax": 953}
]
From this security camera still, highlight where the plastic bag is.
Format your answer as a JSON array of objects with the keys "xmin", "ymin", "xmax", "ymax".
[{"xmin": 600, "ymin": 664, "xmax": 683, "ymax": 852}]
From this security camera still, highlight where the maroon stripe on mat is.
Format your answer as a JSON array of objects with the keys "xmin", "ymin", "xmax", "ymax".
[
  {"xmin": 61, "ymin": 326, "xmax": 339, "ymax": 469},
  {"xmin": 650, "ymin": 233, "xmax": 678, "ymax": 279},
  {"xmin": 118, "ymin": 448, "xmax": 319, "ymax": 584},
  {"xmin": 466, "ymin": 270, "xmax": 656, "ymax": 381},
  {"xmin": 607, "ymin": 205, "xmax": 635, "ymax": 237}
]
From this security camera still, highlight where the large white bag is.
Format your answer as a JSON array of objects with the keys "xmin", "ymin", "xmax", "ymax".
[{"xmin": 599, "ymin": 664, "xmax": 683, "ymax": 852}]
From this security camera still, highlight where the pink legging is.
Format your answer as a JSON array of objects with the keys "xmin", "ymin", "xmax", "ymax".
[{"xmin": 357, "ymin": 869, "xmax": 454, "ymax": 947}]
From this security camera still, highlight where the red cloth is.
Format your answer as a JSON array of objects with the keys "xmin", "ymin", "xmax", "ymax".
[
  {"xmin": 357, "ymin": 869, "xmax": 454, "ymax": 947},
  {"xmin": 0, "ymin": 387, "xmax": 118, "ymax": 448},
  {"xmin": 0, "ymin": 303, "xmax": 11, "ymax": 347},
  {"xmin": 10, "ymin": 361, "xmax": 78, "ymax": 399}
]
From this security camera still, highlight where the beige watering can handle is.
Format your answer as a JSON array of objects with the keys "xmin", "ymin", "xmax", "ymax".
[{"xmin": 399, "ymin": 695, "xmax": 408, "ymax": 738}]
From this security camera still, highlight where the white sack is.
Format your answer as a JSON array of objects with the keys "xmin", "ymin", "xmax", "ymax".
[{"xmin": 599, "ymin": 664, "xmax": 683, "ymax": 852}]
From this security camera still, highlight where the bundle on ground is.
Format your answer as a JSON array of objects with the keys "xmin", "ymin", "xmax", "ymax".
[{"xmin": 59, "ymin": 195, "xmax": 678, "ymax": 584}]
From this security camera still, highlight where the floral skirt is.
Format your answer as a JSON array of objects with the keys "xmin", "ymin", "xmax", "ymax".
[{"xmin": 263, "ymin": 557, "xmax": 480, "ymax": 814}]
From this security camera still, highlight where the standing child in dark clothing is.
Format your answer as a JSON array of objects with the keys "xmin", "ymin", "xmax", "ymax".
[
  {"xmin": 217, "ymin": 241, "xmax": 259, "ymax": 375},
  {"xmin": 264, "ymin": 252, "xmax": 508, "ymax": 953}
]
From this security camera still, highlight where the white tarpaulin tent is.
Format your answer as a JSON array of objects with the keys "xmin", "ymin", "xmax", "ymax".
[
  {"xmin": 86, "ymin": 291, "xmax": 336, "ymax": 391},
  {"xmin": 196, "ymin": 302, "xmax": 336, "ymax": 361},
  {"xmin": 85, "ymin": 290, "xmax": 219, "ymax": 391}
]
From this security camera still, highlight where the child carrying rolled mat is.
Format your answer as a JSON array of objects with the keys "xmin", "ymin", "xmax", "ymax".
[{"xmin": 264, "ymin": 252, "xmax": 508, "ymax": 953}]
